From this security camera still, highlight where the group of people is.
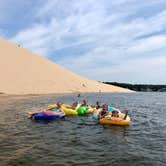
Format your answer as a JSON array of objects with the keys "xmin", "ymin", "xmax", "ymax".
[
  {"xmin": 68, "ymin": 99, "xmax": 89, "ymax": 110},
  {"xmin": 29, "ymin": 100, "xmax": 89, "ymax": 119},
  {"xmin": 29, "ymin": 99, "xmax": 128, "ymax": 120},
  {"xmin": 94, "ymin": 101, "xmax": 128, "ymax": 120}
]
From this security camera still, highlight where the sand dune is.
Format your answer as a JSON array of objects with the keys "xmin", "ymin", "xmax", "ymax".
[{"xmin": 0, "ymin": 38, "xmax": 132, "ymax": 94}]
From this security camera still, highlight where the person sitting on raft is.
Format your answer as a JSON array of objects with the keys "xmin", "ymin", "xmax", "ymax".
[
  {"xmin": 67, "ymin": 101, "xmax": 80, "ymax": 110},
  {"xmin": 79, "ymin": 100, "xmax": 95, "ymax": 114},
  {"xmin": 111, "ymin": 110, "xmax": 119, "ymax": 118},
  {"xmin": 99, "ymin": 104, "xmax": 109, "ymax": 119},
  {"xmin": 71, "ymin": 102, "xmax": 78, "ymax": 109},
  {"xmin": 29, "ymin": 101, "xmax": 63, "ymax": 119},
  {"xmin": 81, "ymin": 100, "xmax": 89, "ymax": 107},
  {"xmin": 95, "ymin": 101, "xmax": 102, "ymax": 109},
  {"xmin": 54, "ymin": 102, "xmax": 62, "ymax": 109},
  {"xmin": 50, "ymin": 102, "xmax": 64, "ymax": 112},
  {"xmin": 111, "ymin": 110, "xmax": 129, "ymax": 120}
]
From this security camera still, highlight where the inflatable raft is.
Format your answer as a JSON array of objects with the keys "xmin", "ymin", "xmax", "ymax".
[
  {"xmin": 48, "ymin": 103, "xmax": 95, "ymax": 116},
  {"xmin": 77, "ymin": 106, "xmax": 90, "ymax": 115},
  {"xmin": 48, "ymin": 103, "xmax": 78, "ymax": 115},
  {"xmin": 108, "ymin": 106, "xmax": 121, "ymax": 113},
  {"xmin": 99, "ymin": 113, "xmax": 131, "ymax": 126},
  {"xmin": 30, "ymin": 108, "xmax": 65, "ymax": 120},
  {"xmin": 61, "ymin": 104, "xmax": 78, "ymax": 115},
  {"xmin": 33, "ymin": 112, "xmax": 61, "ymax": 120},
  {"xmin": 48, "ymin": 104, "xmax": 57, "ymax": 109},
  {"xmin": 92, "ymin": 107, "xmax": 122, "ymax": 121}
]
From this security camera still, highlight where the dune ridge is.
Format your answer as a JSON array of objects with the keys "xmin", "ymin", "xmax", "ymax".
[{"xmin": 0, "ymin": 38, "xmax": 132, "ymax": 94}]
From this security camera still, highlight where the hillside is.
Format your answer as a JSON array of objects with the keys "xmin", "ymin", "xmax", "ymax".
[{"xmin": 0, "ymin": 38, "xmax": 132, "ymax": 94}]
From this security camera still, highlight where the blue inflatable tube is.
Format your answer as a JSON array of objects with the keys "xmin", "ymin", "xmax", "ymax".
[
  {"xmin": 108, "ymin": 106, "xmax": 114, "ymax": 112},
  {"xmin": 108, "ymin": 106, "xmax": 121, "ymax": 113},
  {"xmin": 34, "ymin": 112, "xmax": 62, "ymax": 120}
]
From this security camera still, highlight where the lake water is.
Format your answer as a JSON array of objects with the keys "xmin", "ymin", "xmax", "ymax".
[{"xmin": 0, "ymin": 93, "xmax": 166, "ymax": 166}]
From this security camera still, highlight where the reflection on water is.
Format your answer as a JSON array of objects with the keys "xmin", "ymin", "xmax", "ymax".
[{"xmin": 0, "ymin": 93, "xmax": 166, "ymax": 166}]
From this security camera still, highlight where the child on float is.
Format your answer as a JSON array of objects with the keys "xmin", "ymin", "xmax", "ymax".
[{"xmin": 99, "ymin": 104, "xmax": 109, "ymax": 119}]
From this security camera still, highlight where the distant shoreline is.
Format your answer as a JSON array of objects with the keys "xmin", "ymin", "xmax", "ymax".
[
  {"xmin": 103, "ymin": 82, "xmax": 166, "ymax": 92},
  {"xmin": 0, "ymin": 91, "xmax": 135, "ymax": 99}
]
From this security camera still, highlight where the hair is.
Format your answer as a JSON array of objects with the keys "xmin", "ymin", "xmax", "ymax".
[
  {"xmin": 96, "ymin": 101, "xmax": 100, "ymax": 104},
  {"xmin": 102, "ymin": 104, "xmax": 108, "ymax": 110},
  {"xmin": 73, "ymin": 101, "xmax": 78, "ymax": 105}
]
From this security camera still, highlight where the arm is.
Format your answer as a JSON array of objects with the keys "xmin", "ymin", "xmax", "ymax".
[
  {"xmin": 99, "ymin": 111, "xmax": 102, "ymax": 119},
  {"xmin": 123, "ymin": 110, "xmax": 128, "ymax": 120}
]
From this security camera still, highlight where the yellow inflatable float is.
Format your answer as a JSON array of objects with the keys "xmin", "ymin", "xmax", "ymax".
[
  {"xmin": 48, "ymin": 103, "xmax": 95, "ymax": 116},
  {"xmin": 61, "ymin": 104, "xmax": 78, "ymax": 115},
  {"xmin": 48, "ymin": 103, "xmax": 78, "ymax": 115},
  {"xmin": 100, "ymin": 113, "xmax": 131, "ymax": 126},
  {"xmin": 48, "ymin": 104, "xmax": 57, "ymax": 109}
]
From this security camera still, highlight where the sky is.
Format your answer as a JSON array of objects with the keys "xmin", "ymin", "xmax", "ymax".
[{"xmin": 0, "ymin": 0, "xmax": 166, "ymax": 84}]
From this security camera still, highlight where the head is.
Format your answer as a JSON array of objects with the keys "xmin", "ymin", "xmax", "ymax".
[
  {"xmin": 102, "ymin": 104, "xmax": 108, "ymax": 111},
  {"xmin": 96, "ymin": 101, "xmax": 100, "ymax": 105},
  {"xmin": 112, "ymin": 110, "xmax": 119, "ymax": 117},
  {"xmin": 72, "ymin": 101, "xmax": 78, "ymax": 107},
  {"xmin": 57, "ymin": 101, "xmax": 62, "ymax": 108},
  {"xmin": 83, "ymin": 100, "xmax": 88, "ymax": 104}
]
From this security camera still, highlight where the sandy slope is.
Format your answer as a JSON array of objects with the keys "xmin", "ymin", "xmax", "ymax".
[{"xmin": 0, "ymin": 38, "xmax": 132, "ymax": 94}]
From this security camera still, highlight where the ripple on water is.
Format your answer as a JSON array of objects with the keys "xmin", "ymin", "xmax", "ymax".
[{"xmin": 0, "ymin": 93, "xmax": 166, "ymax": 166}]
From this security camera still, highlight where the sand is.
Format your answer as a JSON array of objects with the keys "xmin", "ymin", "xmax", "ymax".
[{"xmin": 0, "ymin": 38, "xmax": 133, "ymax": 94}]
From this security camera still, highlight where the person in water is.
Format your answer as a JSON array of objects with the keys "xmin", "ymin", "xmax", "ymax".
[{"xmin": 99, "ymin": 104, "xmax": 109, "ymax": 119}]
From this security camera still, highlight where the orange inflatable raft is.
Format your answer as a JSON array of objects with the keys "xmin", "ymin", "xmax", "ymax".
[{"xmin": 99, "ymin": 113, "xmax": 131, "ymax": 126}]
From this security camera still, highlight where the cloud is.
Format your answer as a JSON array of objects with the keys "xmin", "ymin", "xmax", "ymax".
[
  {"xmin": 77, "ymin": 55, "xmax": 166, "ymax": 84},
  {"xmin": 127, "ymin": 35, "xmax": 166, "ymax": 53},
  {"xmin": 1, "ymin": 0, "xmax": 166, "ymax": 83},
  {"xmin": 0, "ymin": 0, "xmax": 43, "ymax": 37}
]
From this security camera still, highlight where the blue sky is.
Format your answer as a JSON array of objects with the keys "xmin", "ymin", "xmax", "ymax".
[{"xmin": 0, "ymin": 0, "xmax": 166, "ymax": 84}]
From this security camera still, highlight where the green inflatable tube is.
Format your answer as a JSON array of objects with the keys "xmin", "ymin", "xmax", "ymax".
[{"xmin": 77, "ymin": 106, "xmax": 89, "ymax": 115}]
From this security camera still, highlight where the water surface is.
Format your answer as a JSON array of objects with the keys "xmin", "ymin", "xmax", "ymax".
[{"xmin": 0, "ymin": 93, "xmax": 166, "ymax": 166}]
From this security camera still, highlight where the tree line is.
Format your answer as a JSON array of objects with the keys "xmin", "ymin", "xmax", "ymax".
[{"xmin": 103, "ymin": 82, "xmax": 166, "ymax": 92}]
